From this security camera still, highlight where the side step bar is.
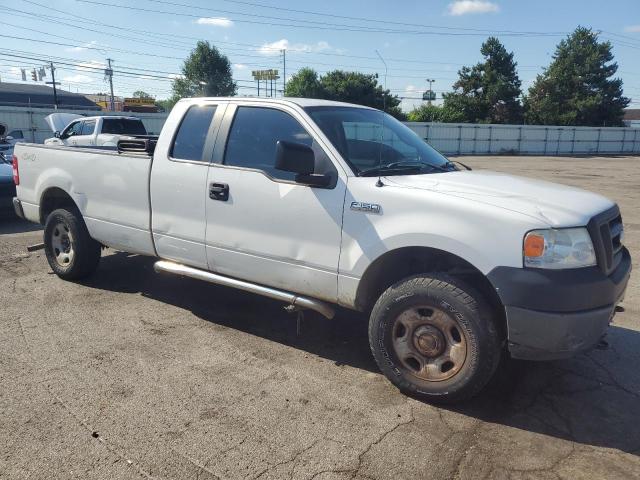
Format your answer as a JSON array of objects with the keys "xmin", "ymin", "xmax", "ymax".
[{"xmin": 153, "ymin": 260, "xmax": 336, "ymax": 319}]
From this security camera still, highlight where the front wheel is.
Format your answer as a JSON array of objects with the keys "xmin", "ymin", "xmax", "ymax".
[
  {"xmin": 44, "ymin": 208, "xmax": 101, "ymax": 280},
  {"xmin": 369, "ymin": 274, "xmax": 501, "ymax": 403}
]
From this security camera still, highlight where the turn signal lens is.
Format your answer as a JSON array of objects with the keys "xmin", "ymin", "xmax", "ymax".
[{"xmin": 523, "ymin": 233, "xmax": 545, "ymax": 257}]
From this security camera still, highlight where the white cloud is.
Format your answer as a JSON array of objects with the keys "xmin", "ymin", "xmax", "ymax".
[
  {"xmin": 75, "ymin": 60, "xmax": 106, "ymax": 72},
  {"xmin": 405, "ymin": 85, "xmax": 418, "ymax": 93},
  {"xmin": 233, "ymin": 64, "xmax": 247, "ymax": 70},
  {"xmin": 168, "ymin": 73, "xmax": 183, "ymax": 80},
  {"xmin": 66, "ymin": 40, "xmax": 99, "ymax": 52},
  {"xmin": 61, "ymin": 74, "xmax": 93, "ymax": 84},
  {"xmin": 195, "ymin": 17, "xmax": 234, "ymax": 27},
  {"xmin": 257, "ymin": 39, "xmax": 334, "ymax": 56},
  {"xmin": 447, "ymin": 1, "xmax": 499, "ymax": 15},
  {"xmin": 624, "ymin": 25, "xmax": 640, "ymax": 33}
]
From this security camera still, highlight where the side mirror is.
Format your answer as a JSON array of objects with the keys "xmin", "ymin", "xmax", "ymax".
[
  {"xmin": 275, "ymin": 140, "xmax": 315, "ymax": 175},
  {"xmin": 275, "ymin": 140, "xmax": 332, "ymax": 188},
  {"xmin": 54, "ymin": 131, "xmax": 61, "ymax": 138}
]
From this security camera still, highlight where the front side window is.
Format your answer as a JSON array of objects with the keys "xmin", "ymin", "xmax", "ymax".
[
  {"xmin": 305, "ymin": 106, "xmax": 454, "ymax": 176},
  {"xmin": 64, "ymin": 121, "xmax": 83, "ymax": 137},
  {"xmin": 81, "ymin": 121, "xmax": 96, "ymax": 135},
  {"xmin": 170, "ymin": 105, "xmax": 217, "ymax": 161},
  {"xmin": 224, "ymin": 107, "xmax": 317, "ymax": 181}
]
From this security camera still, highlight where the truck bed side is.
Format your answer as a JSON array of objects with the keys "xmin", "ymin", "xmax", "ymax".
[{"xmin": 14, "ymin": 143, "xmax": 155, "ymax": 255}]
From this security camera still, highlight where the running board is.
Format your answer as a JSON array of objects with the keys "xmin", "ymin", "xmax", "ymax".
[{"xmin": 153, "ymin": 260, "xmax": 336, "ymax": 319}]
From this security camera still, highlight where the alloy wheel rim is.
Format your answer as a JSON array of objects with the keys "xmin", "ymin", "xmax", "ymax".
[
  {"xmin": 391, "ymin": 305, "xmax": 467, "ymax": 382},
  {"xmin": 50, "ymin": 221, "xmax": 75, "ymax": 267}
]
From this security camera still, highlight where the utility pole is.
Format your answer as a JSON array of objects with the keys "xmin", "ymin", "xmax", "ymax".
[
  {"xmin": 281, "ymin": 49, "xmax": 286, "ymax": 96},
  {"xmin": 425, "ymin": 78, "xmax": 435, "ymax": 106},
  {"xmin": 105, "ymin": 58, "xmax": 115, "ymax": 111},
  {"xmin": 46, "ymin": 62, "xmax": 59, "ymax": 110}
]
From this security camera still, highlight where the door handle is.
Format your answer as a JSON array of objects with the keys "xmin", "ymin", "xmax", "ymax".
[{"xmin": 209, "ymin": 182, "xmax": 229, "ymax": 201}]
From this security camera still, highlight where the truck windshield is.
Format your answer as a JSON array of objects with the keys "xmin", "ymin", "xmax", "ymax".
[
  {"xmin": 304, "ymin": 106, "xmax": 454, "ymax": 176},
  {"xmin": 102, "ymin": 118, "xmax": 147, "ymax": 135}
]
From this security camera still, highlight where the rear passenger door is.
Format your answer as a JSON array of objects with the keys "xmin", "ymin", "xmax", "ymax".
[{"xmin": 150, "ymin": 102, "xmax": 227, "ymax": 269}]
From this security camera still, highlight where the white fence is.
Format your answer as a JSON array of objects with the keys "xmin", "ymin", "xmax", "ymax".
[
  {"xmin": 404, "ymin": 122, "xmax": 640, "ymax": 155},
  {"xmin": 0, "ymin": 106, "xmax": 169, "ymax": 143},
  {"xmin": 1, "ymin": 106, "xmax": 639, "ymax": 155}
]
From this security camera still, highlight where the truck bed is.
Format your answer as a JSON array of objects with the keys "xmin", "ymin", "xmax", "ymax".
[{"xmin": 14, "ymin": 143, "xmax": 156, "ymax": 255}]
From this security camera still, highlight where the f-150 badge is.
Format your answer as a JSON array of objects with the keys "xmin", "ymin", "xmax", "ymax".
[{"xmin": 350, "ymin": 201, "xmax": 381, "ymax": 214}]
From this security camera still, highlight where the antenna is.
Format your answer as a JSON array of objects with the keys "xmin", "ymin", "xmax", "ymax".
[{"xmin": 374, "ymin": 50, "xmax": 388, "ymax": 188}]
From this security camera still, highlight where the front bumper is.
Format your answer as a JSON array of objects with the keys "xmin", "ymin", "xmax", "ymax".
[{"xmin": 488, "ymin": 247, "xmax": 631, "ymax": 360}]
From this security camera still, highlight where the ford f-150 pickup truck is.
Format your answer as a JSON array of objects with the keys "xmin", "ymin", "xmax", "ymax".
[{"xmin": 12, "ymin": 97, "xmax": 631, "ymax": 402}]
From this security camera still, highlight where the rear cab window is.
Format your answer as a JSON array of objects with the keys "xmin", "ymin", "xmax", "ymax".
[
  {"xmin": 170, "ymin": 105, "xmax": 217, "ymax": 162},
  {"xmin": 102, "ymin": 118, "xmax": 147, "ymax": 135}
]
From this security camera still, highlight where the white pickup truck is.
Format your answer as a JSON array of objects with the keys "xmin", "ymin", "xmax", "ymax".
[
  {"xmin": 44, "ymin": 114, "xmax": 147, "ymax": 147},
  {"xmin": 12, "ymin": 97, "xmax": 631, "ymax": 402}
]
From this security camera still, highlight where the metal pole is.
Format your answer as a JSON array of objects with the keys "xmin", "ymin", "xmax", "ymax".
[
  {"xmin": 107, "ymin": 58, "xmax": 115, "ymax": 112},
  {"xmin": 282, "ymin": 49, "xmax": 286, "ymax": 96},
  {"xmin": 596, "ymin": 127, "xmax": 602, "ymax": 154},
  {"xmin": 518, "ymin": 126, "xmax": 523, "ymax": 154},
  {"xmin": 50, "ymin": 62, "xmax": 58, "ymax": 110}
]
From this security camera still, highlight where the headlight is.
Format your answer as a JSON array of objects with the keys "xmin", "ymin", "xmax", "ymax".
[{"xmin": 523, "ymin": 228, "xmax": 596, "ymax": 269}]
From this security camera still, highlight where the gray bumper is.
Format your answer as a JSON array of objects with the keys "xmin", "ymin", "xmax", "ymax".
[
  {"xmin": 488, "ymin": 247, "xmax": 631, "ymax": 361},
  {"xmin": 505, "ymin": 305, "xmax": 613, "ymax": 360}
]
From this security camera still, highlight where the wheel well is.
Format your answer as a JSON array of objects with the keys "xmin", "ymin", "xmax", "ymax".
[
  {"xmin": 39, "ymin": 187, "xmax": 78, "ymax": 224},
  {"xmin": 354, "ymin": 247, "xmax": 506, "ymax": 335}
]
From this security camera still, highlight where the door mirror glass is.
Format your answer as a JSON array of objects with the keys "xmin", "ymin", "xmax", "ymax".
[{"xmin": 275, "ymin": 140, "xmax": 315, "ymax": 175}]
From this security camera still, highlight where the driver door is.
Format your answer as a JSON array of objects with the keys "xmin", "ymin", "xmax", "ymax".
[
  {"xmin": 61, "ymin": 121, "xmax": 84, "ymax": 146},
  {"xmin": 204, "ymin": 103, "xmax": 347, "ymax": 302}
]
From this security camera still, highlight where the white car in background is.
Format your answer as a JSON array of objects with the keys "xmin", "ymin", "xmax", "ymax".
[{"xmin": 44, "ymin": 113, "xmax": 147, "ymax": 147}]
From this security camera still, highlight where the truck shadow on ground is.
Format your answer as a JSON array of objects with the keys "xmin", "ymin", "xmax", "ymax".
[
  {"xmin": 0, "ymin": 217, "xmax": 42, "ymax": 235},
  {"xmin": 85, "ymin": 252, "xmax": 640, "ymax": 455}
]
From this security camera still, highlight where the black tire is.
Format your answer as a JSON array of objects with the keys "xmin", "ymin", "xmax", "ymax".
[
  {"xmin": 369, "ymin": 274, "xmax": 501, "ymax": 403},
  {"xmin": 44, "ymin": 208, "xmax": 101, "ymax": 280}
]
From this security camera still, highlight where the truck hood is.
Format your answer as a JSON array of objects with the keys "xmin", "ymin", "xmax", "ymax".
[
  {"xmin": 44, "ymin": 113, "xmax": 83, "ymax": 133},
  {"xmin": 383, "ymin": 170, "xmax": 614, "ymax": 227}
]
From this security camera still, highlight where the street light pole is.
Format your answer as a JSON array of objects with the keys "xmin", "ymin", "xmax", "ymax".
[{"xmin": 426, "ymin": 78, "xmax": 435, "ymax": 106}]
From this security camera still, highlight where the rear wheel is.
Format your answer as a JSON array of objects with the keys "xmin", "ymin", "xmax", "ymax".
[
  {"xmin": 44, "ymin": 208, "xmax": 101, "ymax": 280},
  {"xmin": 369, "ymin": 274, "xmax": 501, "ymax": 403}
]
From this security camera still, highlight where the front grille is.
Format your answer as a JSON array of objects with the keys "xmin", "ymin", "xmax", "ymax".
[{"xmin": 588, "ymin": 205, "xmax": 624, "ymax": 275}]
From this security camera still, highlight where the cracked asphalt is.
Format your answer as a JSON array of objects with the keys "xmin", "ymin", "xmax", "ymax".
[{"xmin": 1, "ymin": 155, "xmax": 639, "ymax": 480}]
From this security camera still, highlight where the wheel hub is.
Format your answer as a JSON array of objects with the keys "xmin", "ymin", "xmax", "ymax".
[
  {"xmin": 413, "ymin": 325, "xmax": 445, "ymax": 357},
  {"xmin": 391, "ymin": 305, "xmax": 468, "ymax": 382}
]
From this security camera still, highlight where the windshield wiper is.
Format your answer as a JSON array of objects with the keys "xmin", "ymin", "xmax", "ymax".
[
  {"xmin": 358, "ymin": 161, "xmax": 451, "ymax": 177},
  {"xmin": 446, "ymin": 160, "xmax": 472, "ymax": 171}
]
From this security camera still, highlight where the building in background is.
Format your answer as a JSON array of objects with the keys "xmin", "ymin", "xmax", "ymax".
[
  {"xmin": 83, "ymin": 94, "xmax": 159, "ymax": 113},
  {"xmin": 623, "ymin": 109, "xmax": 640, "ymax": 128},
  {"xmin": 0, "ymin": 82, "xmax": 100, "ymax": 110}
]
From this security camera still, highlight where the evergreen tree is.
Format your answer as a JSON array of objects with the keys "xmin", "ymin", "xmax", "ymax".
[
  {"xmin": 443, "ymin": 37, "xmax": 523, "ymax": 123},
  {"xmin": 525, "ymin": 27, "xmax": 629, "ymax": 126}
]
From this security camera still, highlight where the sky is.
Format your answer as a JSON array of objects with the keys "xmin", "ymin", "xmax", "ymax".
[{"xmin": 1, "ymin": 0, "xmax": 639, "ymax": 112}]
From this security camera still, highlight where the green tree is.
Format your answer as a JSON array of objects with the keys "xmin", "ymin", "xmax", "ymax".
[
  {"xmin": 406, "ymin": 103, "xmax": 464, "ymax": 123},
  {"xmin": 132, "ymin": 90, "xmax": 152, "ymax": 99},
  {"xmin": 443, "ymin": 37, "xmax": 523, "ymax": 124},
  {"xmin": 525, "ymin": 27, "xmax": 629, "ymax": 126},
  {"xmin": 171, "ymin": 41, "xmax": 236, "ymax": 102},
  {"xmin": 284, "ymin": 68, "xmax": 323, "ymax": 98},
  {"xmin": 285, "ymin": 69, "xmax": 403, "ymax": 119}
]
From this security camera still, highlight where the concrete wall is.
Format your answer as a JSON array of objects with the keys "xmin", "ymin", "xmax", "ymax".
[{"xmin": 403, "ymin": 122, "xmax": 640, "ymax": 155}]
